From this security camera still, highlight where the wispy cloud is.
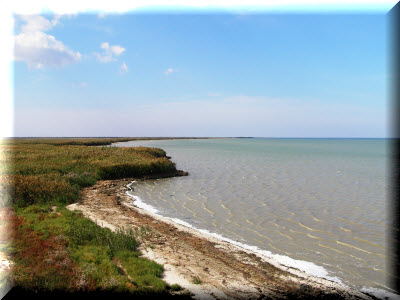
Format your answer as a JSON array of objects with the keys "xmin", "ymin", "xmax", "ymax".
[
  {"xmin": 71, "ymin": 81, "xmax": 88, "ymax": 88},
  {"xmin": 119, "ymin": 61, "xmax": 128, "ymax": 74},
  {"xmin": 164, "ymin": 68, "xmax": 177, "ymax": 75},
  {"xmin": 94, "ymin": 42, "xmax": 125, "ymax": 63},
  {"xmin": 14, "ymin": 14, "xmax": 81, "ymax": 69}
]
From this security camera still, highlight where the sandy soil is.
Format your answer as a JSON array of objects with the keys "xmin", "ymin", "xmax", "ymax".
[{"xmin": 67, "ymin": 179, "xmax": 379, "ymax": 300}]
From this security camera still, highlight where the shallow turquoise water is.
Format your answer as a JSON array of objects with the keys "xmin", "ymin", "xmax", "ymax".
[{"xmin": 116, "ymin": 138, "xmax": 392, "ymax": 293}]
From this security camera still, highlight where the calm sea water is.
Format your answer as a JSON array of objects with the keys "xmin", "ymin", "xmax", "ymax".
[{"xmin": 116, "ymin": 138, "xmax": 393, "ymax": 294}]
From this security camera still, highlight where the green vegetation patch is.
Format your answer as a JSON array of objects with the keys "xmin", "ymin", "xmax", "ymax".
[
  {"xmin": 191, "ymin": 276, "xmax": 202, "ymax": 284},
  {"xmin": 170, "ymin": 283, "xmax": 182, "ymax": 291},
  {"xmin": 4, "ymin": 206, "xmax": 174, "ymax": 295}
]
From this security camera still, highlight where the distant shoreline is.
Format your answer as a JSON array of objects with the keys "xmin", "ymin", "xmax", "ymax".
[{"xmin": 2, "ymin": 137, "xmax": 389, "ymax": 140}]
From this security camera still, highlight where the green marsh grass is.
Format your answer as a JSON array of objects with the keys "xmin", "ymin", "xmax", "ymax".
[
  {"xmin": 1, "ymin": 138, "xmax": 186, "ymax": 207},
  {"xmin": 4, "ymin": 206, "xmax": 173, "ymax": 295},
  {"xmin": 0, "ymin": 138, "xmax": 190, "ymax": 297}
]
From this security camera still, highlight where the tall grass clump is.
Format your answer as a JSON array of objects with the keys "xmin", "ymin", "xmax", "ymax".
[
  {"xmin": 67, "ymin": 216, "xmax": 138, "ymax": 255},
  {"xmin": 7, "ymin": 175, "xmax": 79, "ymax": 207}
]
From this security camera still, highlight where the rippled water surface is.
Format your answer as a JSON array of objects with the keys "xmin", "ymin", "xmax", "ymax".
[{"xmin": 116, "ymin": 138, "xmax": 391, "ymax": 293}]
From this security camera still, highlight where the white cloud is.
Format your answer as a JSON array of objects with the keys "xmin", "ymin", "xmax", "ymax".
[
  {"xmin": 14, "ymin": 14, "xmax": 81, "ymax": 69},
  {"xmin": 100, "ymin": 42, "xmax": 109, "ymax": 50},
  {"xmin": 15, "ymin": 31, "xmax": 82, "ymax": 69},
  {"xmin": 164, "ymin": 68, "xmax": 177, "ymax": 75},
  {"xmin": 95, "ymin": 42, "xmax": 125, "ymax": 63},
  {"xmin": 50, "ymin": 14, "xmax": 74, "ymax": 26},
  {"xmin": 19, "ymin": 15, "xmax": 53, "ymax": 32},
  {"xmin": 110, "ymin": 45, "xmax": 125, "ymax": 56},
  {"xmin": 119, "ymin": 61, "xmax": 128, "ymax": 73}
]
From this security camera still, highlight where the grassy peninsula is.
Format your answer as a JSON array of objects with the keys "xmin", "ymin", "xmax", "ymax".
[{"xmin": 0, "ymin": 138, "xmax": 190, "ymax": 298}]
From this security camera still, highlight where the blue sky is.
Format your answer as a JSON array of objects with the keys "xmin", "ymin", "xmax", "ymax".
[{"xmin": 13, "ymin": 12, "xmax": 388, "ymax": 137}]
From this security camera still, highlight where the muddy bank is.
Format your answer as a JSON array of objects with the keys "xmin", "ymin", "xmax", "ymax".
[{"xmin": 67, "ymin": 179, "xmax": 378, "ymax": 300}]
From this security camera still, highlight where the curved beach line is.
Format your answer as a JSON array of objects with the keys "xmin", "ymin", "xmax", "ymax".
[{"xmin": 125, "ymin": 181, "xmax": 342, "ymax": 284}]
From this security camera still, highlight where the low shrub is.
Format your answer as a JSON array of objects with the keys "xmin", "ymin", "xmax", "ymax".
[
  {"xmin": 192, "ymin": 276, "xmax": 202, "ymax": 284},
  {"xmin": 170, "ymin": 283, "xmax": 182, "ymax": 291}
]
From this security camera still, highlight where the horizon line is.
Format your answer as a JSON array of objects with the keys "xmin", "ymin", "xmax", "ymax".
[{"xmin": 2, "ymin": 136, "xmax": 390, "ymax": 139}]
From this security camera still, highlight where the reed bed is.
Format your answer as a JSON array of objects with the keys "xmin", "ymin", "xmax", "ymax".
[
  {"xmin": 1, "ymin": 139, "xmax": 185, "ymax": 207},
  {"xmin": 0, "ymin": 138, "xmax": 190, "ymax": 297}
]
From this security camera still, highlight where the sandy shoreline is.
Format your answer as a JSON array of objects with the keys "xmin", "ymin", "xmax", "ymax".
[{"xmin": 67, "ymin": 179, "xmax": 379, "ymax": 300}]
